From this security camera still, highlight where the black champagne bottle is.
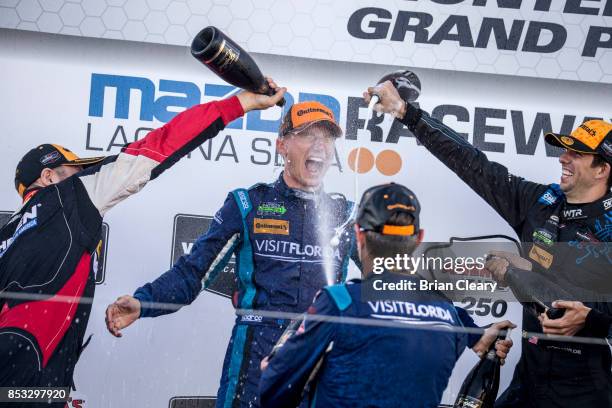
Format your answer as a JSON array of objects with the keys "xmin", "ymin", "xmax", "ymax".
[
  {"xmin": 191, "ymin": 26, "xmax": 285, "ymax": 107},
  {"xmin": 377, "ymin": 70, "xmax": 421, "ymax": 103},
  {"xmin": 368, "ymin": 70, "xmax": 421, "ymax": 115},
  {"xmin": 453, "ymin": 329, "xmax": 511, "ymax": 408}
]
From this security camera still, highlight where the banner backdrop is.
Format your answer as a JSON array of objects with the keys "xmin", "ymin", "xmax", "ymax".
[
  {"xmin": 0, "ymin": 28, "xmax": 611, "ymax": 407},
  {"xmin": 1, "ymin": 0, "xmax": 611, "ymax": 83}
]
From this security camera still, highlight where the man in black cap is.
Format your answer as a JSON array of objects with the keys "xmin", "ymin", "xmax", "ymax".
[
  {"xmin": 365, "ymin": 80, "xmax": 612, "ymax": 407},
  {"xmin": 0, "ymin": 84, "xmax": 285, "ymax": 401},
  {"xmin": 259, "ymin": 183, "xmax": 514, "ymax": 408}
]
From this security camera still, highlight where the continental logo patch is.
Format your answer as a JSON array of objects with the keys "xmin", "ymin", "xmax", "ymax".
[
  {"xmin": 529, "ymin": 244, "xmax": 554, "ymax": 269},
  {"xmin": 254, "ymin": 218, "xmax": 289, "ymax": 235}
]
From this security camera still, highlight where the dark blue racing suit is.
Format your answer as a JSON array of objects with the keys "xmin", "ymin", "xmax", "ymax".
[
  {"xmin": 260, "ymin": 272, "xmax": 476, "ymax": 408},
  {"xmin": 134, "ymin": 174, "xmax": 359, "ymax": 408}
]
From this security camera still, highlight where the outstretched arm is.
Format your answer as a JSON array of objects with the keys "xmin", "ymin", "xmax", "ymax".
[
  {"xmin": 105, "ymin": 193, "xmax": 242, "ymax": 336},
  {"xmin": 364, "ymin": 82, "xmax": 547, "ymax": 230},
  {"xmin": 80, "ymin": 80, "xmax": 286, "ymax": 216}
]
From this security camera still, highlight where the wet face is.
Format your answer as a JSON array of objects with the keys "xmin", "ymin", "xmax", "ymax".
[
  {"xmin": 277, "ymin": 123, "xmax": 337, "ymax": 190},
  {"xmin": 558, "ymin": 149, "xmax": 599, "ymax": 199}
]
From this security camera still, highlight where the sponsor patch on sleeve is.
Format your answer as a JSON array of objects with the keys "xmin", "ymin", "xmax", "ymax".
[
  {"xmin": 538, "ymin": 189, "xmax": 559, "ymax": 206},
  {"xmin": 528, "ymin": 244, "xmax": 554, "ymax": 269}
]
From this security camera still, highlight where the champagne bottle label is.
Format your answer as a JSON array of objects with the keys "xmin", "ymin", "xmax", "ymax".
[
  {"xmin": 207, "ymin": 39, "xmax": 241, "ymax": 73},
  {"xmin": 455, "ymin": 395, "xmax": 484, "ymax": 408}
]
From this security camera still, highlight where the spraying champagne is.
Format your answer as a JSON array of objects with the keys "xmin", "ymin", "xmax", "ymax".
[
  {"xmin": 191, "ymin": 26, "xmax": 285, "ymax": 107},
  {"xmin": 330, "ymin": 70, "xmax": 422, "ymax": 247}
]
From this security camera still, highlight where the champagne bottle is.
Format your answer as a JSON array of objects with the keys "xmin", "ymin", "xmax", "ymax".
[
  {"xmin": 453, "ymin": 329, "xmax": 512, "ymax": 408},
  {"xmin": 191, "ymin": 26, "xmax": 285, "ymax": 107},
  {"xmin": 377, "ymin": 70, "xmax": 421, "ymax": 103},
  {"xmin": 368, "ymin": 70, "xmax": 421, "ymax": 114},
  {"xmin": 499, "ymin": 264, "xmax": 566, "ymax": 320},
  {"xmin": 268, "ymin": 317, "xmax": 303, "ymax": 360}
]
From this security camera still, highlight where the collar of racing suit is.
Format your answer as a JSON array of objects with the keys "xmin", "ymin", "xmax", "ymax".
[
  {"xmin": 274, "ymin": 172, "xmax": 324, "ymax": 201},
  {"xmin": 10, "ymin": 187, "xmax": 42, "ymax": 217},
  {"xmin": 559, "ymin": 190, "xmax": 612, "ymax": 221}
]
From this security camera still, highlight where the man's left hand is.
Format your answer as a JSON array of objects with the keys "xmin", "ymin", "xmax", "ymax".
[
  {"xmin": 472, "ymin": 320, "xmax": 516, "ymax": 364},
  {"xmin": 539, "ymin": 300, "xmax": 591, "ymax": 337}
]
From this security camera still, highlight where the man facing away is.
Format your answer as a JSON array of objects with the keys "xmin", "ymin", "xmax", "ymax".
[{"xmin": 260, "ymin": 183, "xmax": 514, "ymax": 408}]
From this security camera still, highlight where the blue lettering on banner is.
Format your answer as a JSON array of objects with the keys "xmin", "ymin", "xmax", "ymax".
[
  {"xmin": 89, "ymin": 74, "xmax": 200, "ymax": 122},
  {"xmin": 88, "ymin": 73, "xmax": 340, "ymax": 132}
]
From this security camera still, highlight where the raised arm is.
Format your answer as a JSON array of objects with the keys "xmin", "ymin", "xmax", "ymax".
[
  {"xmin": 80, "ymin": 83, "xmax": 285, "ymax": 216},
  {"xmin": 105, "ymin": 193, "xmax": 243, "ymax": 336},
  {"xmin": 365, "ymin": 82, "xmax": 547, "ymax": 230}
]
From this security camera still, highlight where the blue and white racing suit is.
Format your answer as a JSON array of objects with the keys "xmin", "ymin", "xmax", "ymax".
[{"xmin": 134, "ymin": 173, "xmax": 359, "ymax": 407}]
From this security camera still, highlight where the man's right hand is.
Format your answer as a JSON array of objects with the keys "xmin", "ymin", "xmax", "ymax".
[
  {"xmin": 363, "ymin": 80, "xmax": 407, "ymax": 118},
  {"xmin": 485, "ymin": 251, "xmax": 532, "ymax": 286},
  {"xmin": 488, "ymin": 250, "xmax": 532, "ymax": 271},
  {"xmin": 105, "ymin": 295, "xmax": 141, "ymax": 338},
  {"xmin": 237, "ymin": 77, "xmax": 286, "ymax": 113},
  {"xmin": 472, "ymin": 320, "xmax": 516, "ymax": 363}
]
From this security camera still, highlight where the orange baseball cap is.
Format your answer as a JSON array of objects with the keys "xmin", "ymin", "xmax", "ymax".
[
  {"xmin": 279, "ymin": 101, "xmax": 342, "ymax": 138},
  {"xmin": 545, "ymin": 120, "xmax": 612, "ymax": 163}
]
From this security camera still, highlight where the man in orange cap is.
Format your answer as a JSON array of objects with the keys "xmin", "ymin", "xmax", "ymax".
[
  {"xmin": 366, "ymin": 79, "xmax": 611, "ymax": 407},
  {"xmin": 105, "ymin": 101, "xmax": 361, "ymax": 408},
  {"xmin": 0, "ymin": 82, "xmax": 285, "ymax": 405}
]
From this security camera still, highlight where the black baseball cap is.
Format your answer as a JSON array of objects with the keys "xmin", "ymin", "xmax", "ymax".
[
  {"xmin": 356, "ymin": 183, "xmax": 420, "ymax": 236},
  {"xmin": 15, "ymin": 144, "xmax": 105, "ymax": 197}
]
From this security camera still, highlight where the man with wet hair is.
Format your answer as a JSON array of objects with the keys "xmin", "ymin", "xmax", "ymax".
[{"xmin": 105, "ymin": 101, "xmax": 360, "ymax": 407}]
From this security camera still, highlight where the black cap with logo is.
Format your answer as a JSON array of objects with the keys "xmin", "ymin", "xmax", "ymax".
[
  {"xmin": 356, "ymin": 183, "xmax": 420, "ymax": 236},
  {"xmin": 15, "ymin": 144, "xmax": 105, "ymax": 197}
]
